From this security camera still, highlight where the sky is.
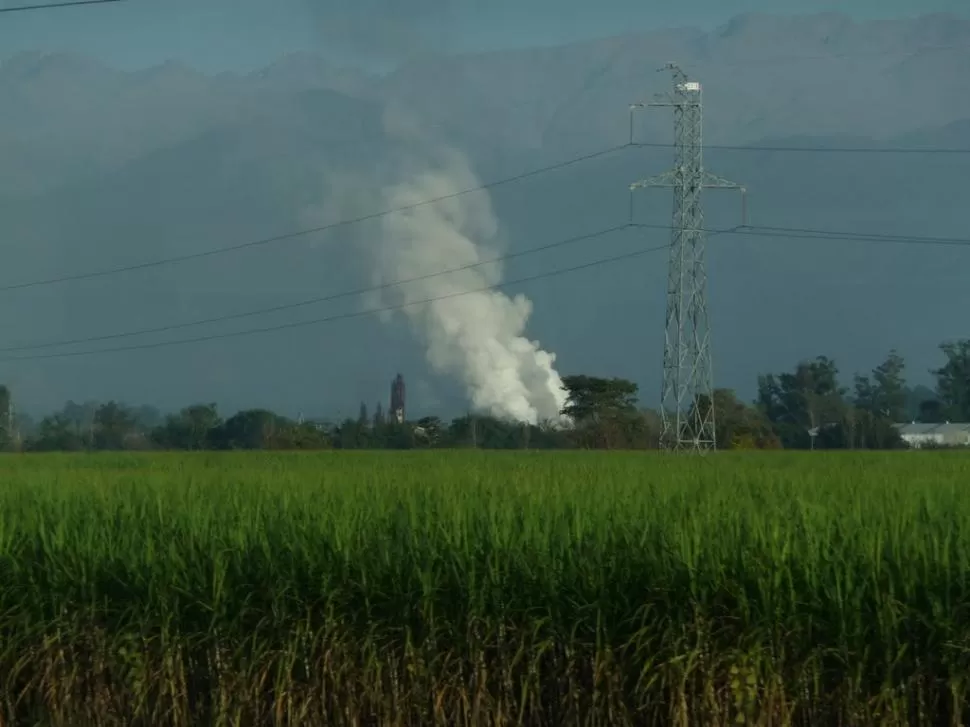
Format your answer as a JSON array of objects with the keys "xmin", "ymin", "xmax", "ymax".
[
  {"xmin": 0, "ymin": 0, "xmax": 966, "ymax": 418},
  {"xmin": 0, "ymin": 0, "xmax": 965, "ymax": 72}
]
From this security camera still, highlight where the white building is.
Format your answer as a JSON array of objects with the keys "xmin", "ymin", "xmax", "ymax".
[{"xmin": 895, "ymin": 422, "xmax": 970, "ymax": 448}]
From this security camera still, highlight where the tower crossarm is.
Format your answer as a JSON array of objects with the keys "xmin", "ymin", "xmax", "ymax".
[
  {"xmin": 630, "ymin": 172, "xmax": 748, "ymax": 228},
  {"xmin": 629, "ymin": 170, "xmax": 678, "ymax": 190},
  {"xmin": 702, "ymin": 172, "xmax": 743, "ymax": 189}
]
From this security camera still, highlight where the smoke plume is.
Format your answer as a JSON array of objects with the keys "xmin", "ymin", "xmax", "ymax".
[{"xmin": 374, "ymin": 146, "xmax": 568, "ymax": 425}]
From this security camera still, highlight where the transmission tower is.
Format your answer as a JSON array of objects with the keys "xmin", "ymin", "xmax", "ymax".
[{"xmin": 630, "ymin": 64, "xmax": 746, "ymax": 452}]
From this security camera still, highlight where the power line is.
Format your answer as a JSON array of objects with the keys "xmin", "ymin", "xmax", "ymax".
[
  {"xmin": 5, "ymin": 135, "xmax": 969, "ymax": 294},
  {"xmin": 0, "ymin": 0, "xmax": 120, "ymax": 13},
  {"xmin": 0, "ymin": 144, "xmax": 630, "ymax": 294},
  {"xmin": 632, "ymin": 141, "xmax": 970, "ymax": 154},
  {"xmin": 0, "ymin": 224, "xmax": 633, "ymax": 353},
  {"xmin": 3, "ymin": 219, "xmax": 965, "ymax": 356},
  {"xmin": 737, "ymin": 224, "xmax": 970, "ymax": 248},
  {"xmin": 0, "ymin": 238, "xmax": 675, "ymax": 363},
  {"xmin": 649, "ymin": 222, "xmax": 970, "ymax": 248},
  {"xmin": 3, "ymin": 137, "xmax": 969, "ymax": 294}
]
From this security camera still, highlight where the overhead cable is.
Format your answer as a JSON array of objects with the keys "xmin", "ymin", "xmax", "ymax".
[
  {"xmin": 0, "ymin": 144, "xmax": 630, "ymax": 293},
  {"xmin": 0, "ymin": 0, "xmax": 120, "ymax": 13},
  {"xmin": 4, "ymin": 221, "xmax": 967, "ymax": 357},
  {"xmin": 0, "ymin": 224, "xmax": 634, "ymax": 353},
  {"xmin": 0, "ymin": 233, "xmax": 674, "ymax": 363}
]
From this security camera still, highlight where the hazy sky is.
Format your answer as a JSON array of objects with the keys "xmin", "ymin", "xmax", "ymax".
[
  {"xmin": 0, "ymin": 0, "xmax": 966, "ymax": 417},
  {"xmin": 0, "ymin": 0, "xmax": 964, "ymax": 72}
]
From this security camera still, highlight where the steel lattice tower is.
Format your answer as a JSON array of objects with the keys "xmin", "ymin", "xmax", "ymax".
[{"xmin": 630, "ymin": 64, "xmax": 746, "ymax": 452}]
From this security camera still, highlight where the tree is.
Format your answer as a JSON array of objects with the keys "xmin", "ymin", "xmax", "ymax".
[
  {"xmin": 357, "ymin": 402, "xmax": 369, "ymax": 428},
  {"xmin": 59, "ymin": 400, "xmax": 98, "ymax": 448},
  {"xmin": 131, "ymin": 405, "xmax": 164, "ymax": 431},
  {"xmin": 153, "ymin": 404, "xmax": 222, "ymax": 450},
  {"xmin": 872, "ymin": 350, "xmax": 907, "ymax": 420},
  {"xmin": 855, "ymin": 350, "xmax": 907, "ymax": 421},
  {"xmin": 336, "ymin": 418, "xmax": 370, "ymax": 449},
  {"xmin": 843, "ymin": 408, "xmax": 905, "ymax": 450},
  {"xmin": 934, "ymin": 340, "xmax": 970, "ymax": 421},
  {"xmin": 382, "ymin": 420, "xmax": 415, "ymax": 449},
  {"xmin": 0, "ymin": 385, "xmax": 10, "ymax": 451},
  {"xmin": 276, "ymin": 421, "xmax": 331, "ymax": 450},
  {"xmin": 443, "ymin": 415, "xmax": 542, "ymax": 449},
  {"xmin": 12, "ymin": 411, "xmax": 35, "ymax": 443},
  {"xmin": 28, "ymin": 414, "xmax": 87, "ymax": 452},
  {"xmin": 561, "ymin": 376, "xmax": 638, "ymax": 422},
  {"xmin": 93, "ymin": 401, "xmax": 139, "ymax": 450},
  {"xmin": 693, "ymin": 389, "xmax": 780, "ymax": 449},
  {"xmin": 415, "ymin": 416, "xmax": 443, "ymax": 446},
  {"xmin": 844, "ymin": 351, "xmax": 909, "ymax": 449},
  {"xmin": 919, "ymin": 398, "xmax": 946, "ymax": 424},
  {"xmin": 560, "ymin": 376, "xmax": 656, "ymax": 449},
  {"xmin": 905, "ymin": 384, "xmax": 939, "ymax": 422},
  {"xmin": 758, "ymin": 357, "xmax": 848, "ymax": 449},
  {"xmin": 210, "ymin": 409, "xmax": 289, "ymax": 450}
]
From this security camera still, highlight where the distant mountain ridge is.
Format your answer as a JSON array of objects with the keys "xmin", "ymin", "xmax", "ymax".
[{"xmin": 2, "ymin": 11, "xmax": 970, "ymax": 195}]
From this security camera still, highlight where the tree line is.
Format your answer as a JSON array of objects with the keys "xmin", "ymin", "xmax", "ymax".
[{"xmin": 0, "ymin": 340, "xmax": 967, "ymax": 452}]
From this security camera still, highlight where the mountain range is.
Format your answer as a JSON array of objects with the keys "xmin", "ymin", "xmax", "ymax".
[{"xmin": 1, "ymin": 11, "xmax": 968, "ymax": 417}]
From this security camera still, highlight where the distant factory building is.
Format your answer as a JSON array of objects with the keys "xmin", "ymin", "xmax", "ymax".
[
  {"xmin": 390, "ymin": 374, "xmax": 406, "ymax": 424},
  {"xmin": 895, "ymin": 421, "xmax": 970, "ymax": 448}
]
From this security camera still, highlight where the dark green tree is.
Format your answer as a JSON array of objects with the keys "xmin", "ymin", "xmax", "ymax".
[
  {"xmin": 560, "ymin": 376, "xmax": 655, "ymax": 449},
  {"xmin": 846, "ymin": 351, "xmax": 908, "ymax": 448},
  {"xmin": 210, "ymin": 409, "xmax": 289, "ymax": 450},
  {"xmin": 368, "ymin": 403, "xmax": 387, "ymax": 447},
  {"xmin": 336, "ymin": 418, "xmax": 370, "ymax": 449},
  {"xmin": 758, "ymin": 357, "xmax": 848, "ymax": 448},
  {"xmin": 919, "ymin": 398, "xmax": 947, "ymax": 424},
  {"xmin": 561, "ymin": 376, "xmax": 638, "ymax": 422},
  {"xmin": 693, "ymin": 389, "xmax": 780, "ymax": 449},
  {"xmin": 0, "ymin": 385, "xmax": 10, "ymax": 451},
  {"xmin": 382, "ymin": 421, "xmax": 415, "ymax": 449},
  {"xmin": 93, "ymin": 401, "xmax": 139, "ymax": 450},
  {"xmin": 854, "ymin": 350, "xmax": 907, "ymax": 421},
  {"xmin": 153, "ymin": 404, "xmax": 222, "ymax": 450},
  {"xmin": 130, "ymin": 405, "xmax": 163, "ymax": 431},
  {"xmin": 28, "ymin": 414, "xmax": 87, "ymax": 452},
  {"xmin": 60, "ymin": 400, "xmax": 98, "ymax": 448},
  {"xmin": 444, "ymin": 415, "xmax": 533, "ymax": 449},
  {"xmin": 843, "ymin": 408, "xmax": 905, "ymax": 450},
  {"xmin": 279, "ymin": 421, "xmax": 331, "ymax": 449},
  {"xmin": 905, "ymin": 384, "xmax": 940, "ymax": 422},
  {"xmin": 934, "ymin": 339, "xmax": 970, "ymax": 421}
]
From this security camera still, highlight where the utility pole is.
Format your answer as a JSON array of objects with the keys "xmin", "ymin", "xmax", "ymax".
[{"xmin": 630, "ymin": 64, "xmax": 746, "ymax": 452}]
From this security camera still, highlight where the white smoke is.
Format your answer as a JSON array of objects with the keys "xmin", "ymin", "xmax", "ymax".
[{"xmin": 374, "ymin": 147, "xmax": 568, "ymax": 425}]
